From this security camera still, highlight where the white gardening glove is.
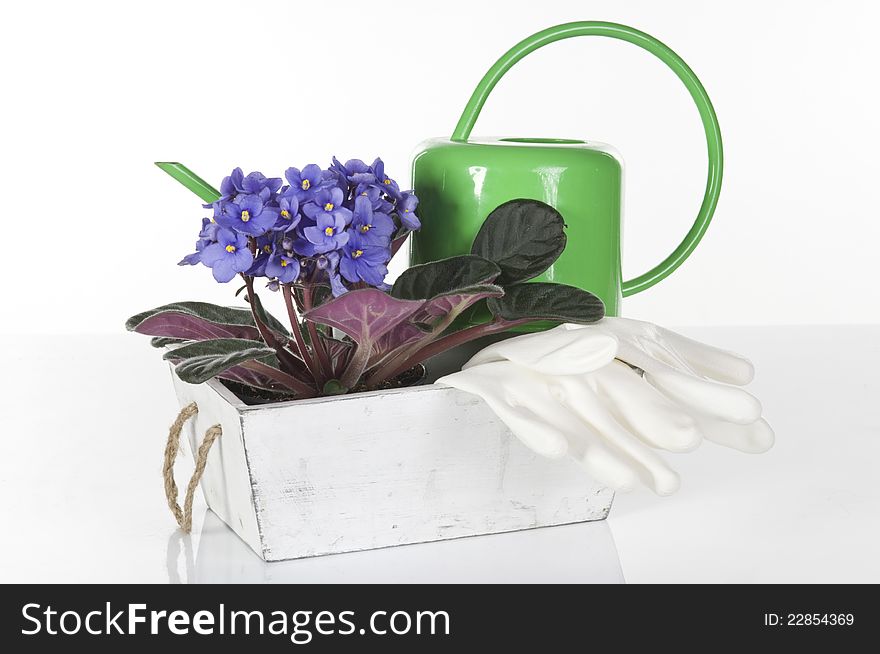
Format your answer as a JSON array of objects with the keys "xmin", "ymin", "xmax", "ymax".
[{"xmin": 437, "ymin": 318, "xmax": 774, "ymax": 495}]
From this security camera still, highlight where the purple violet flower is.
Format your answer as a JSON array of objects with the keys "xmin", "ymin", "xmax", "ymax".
[
  {"xmin": 219, "ymin": 168, "xmax": 246, "ymax": 199},
  {"xmin": 178, "ymin": 218, "xmax": 219, "ymax": 266},
  {"xmin": 330, "ymin": 157, "xmax": 375, "ymax": 186},
  {"xmin": 312, "ymin": 250, "xmax": 348, "ymax": 297},
  {"xmin": 266, "ymin": 249, "xmax": 301, "ymax": 284},
  {"xmin": 200, "ymin": 228, "xmax": 253, "ymax": 283},
  {"xmin": 302, "ymin": 187, "xmax": 352, "ymax": 225},
  {"xmin": 397, "ymin": 191, "xmax": 421, "ymax": 230},
  {"xmin": 315, "ymin": 250, "xmax": 339, "ymax": 272},
  {"xmin": 216, "ymin": 194, "xmax": 278, "ymax": 237},
  {"xmin": 240, "ymin": 171, "xmax": 283, "ymax": 197},
  {"xmin": 275, "ymin": 195, "xmax": 301, "ymax": 231},
  {"xmin": 284, "ymin": 164, "xmax": 324, "ymax": 201},
  {"xmin": 291, "ymin": 232, "xmax": 321, "ymax": 257},
  {"xmin": 303, "ymin": 212, "xmax": 350, "ymax": 253},
  {"xmin": 355, "ymin": 185, "xmax": 394, "ymax": 214},
  {"xmin": 351, "ymin": 195, "xmax": 394, "ymax": 245},
  {"xmin": 339, "ymin": 233, "xmax": 389, "ymax": 287},
  {"xmin": 178, "ymin": 247, "xmax": 205, "ymax": 266},
  {"xmin": 219, "ymin": 168, "xmax": 281, "ymax": 203},
  {"xmin": 370, "ymin": 157, "xmax": 401, "ymax": 200},
  {"xmin": 329, "ymin": 272, "xmax": 349, "ymax": 297},
  {"xmin": 246, "ymin": 233, "xmax": 275, "ymax": 277}
]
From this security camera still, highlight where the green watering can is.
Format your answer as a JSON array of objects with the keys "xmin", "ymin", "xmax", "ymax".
[{"xmin": 411, "ymin": 21, "xmax": 723, "ymax": 326}]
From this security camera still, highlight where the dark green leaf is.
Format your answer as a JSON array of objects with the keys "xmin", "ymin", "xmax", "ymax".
[
  {"xmin": 163, "ymin": 338, "xmax": 278, "ymax": 366},
  {"xmin": 164, "ymin": 338, "xmax": 277, "ymax": 385},
  {"xmin": 414, "ymin": 284, "xmax": 504, "ymax": 327},
  {"xmin": 162, "ymin": 340, "xmax": 296, "ymax": 392},
  {"xmin": 150, "ymin": 336, "xmax": 187, "ymax": 348},
  {"xmin": 125, "ymin": 301, "xmax": 288, "ymax": 341},
  {"xmin": 391, "ymin": 255, "xmax": 501, "ymax": 300},
  {"xmin": 487, "ymin": 283, "xmax": 605, "ymax": 324},
  {"xmin": 471, "ymin": 199, "xmax": 567, "ymax": 284}
]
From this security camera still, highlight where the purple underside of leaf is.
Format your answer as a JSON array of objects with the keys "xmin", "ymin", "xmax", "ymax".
[
  {"xmin": 322, "ymin": 337, "xmax": 354, "ymax": 377},
  {"xmin": 133, "ymin": 312, "xmax": 262, "ymax": 341},
  {"xmin": 304, "ymin": 288, "xmax": 425, "ymax": 346},
  {"xmin": 413, "ymin": 286, "xmax": 504, "ymax": 323},
  {"xmin": 368, "ymin": 322, "xmax": 427, "ymax": 368},
  {"xmin": 323, "ymin": 337, "xmax": 353, "ymax": 362}
]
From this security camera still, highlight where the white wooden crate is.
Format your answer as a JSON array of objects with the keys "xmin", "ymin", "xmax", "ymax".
[{"xmin": 171, "ymin": 370, "xmax": 613, "ymax": 562}]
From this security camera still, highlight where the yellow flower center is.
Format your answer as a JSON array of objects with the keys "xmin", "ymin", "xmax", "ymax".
[
  {"xmin": 280, "ymin": 259, "xmax": 289, "ymax": 267},
  {"xmin": 263, "ymin": 245, "xmax": 272, "ymax": 254},
  {"xmin": 225, "ymin": 245, "xmax": 236, "ymax": 253},
  {"xmin": 280, "ymin": 209, "xmax": 291, "ymax": 219},
  {"xmin": 240, "ymin": 210, "xmax": 250, "ymax": 222},
  {"xmin": 352, "ymin": 249, "xmax": 364, "ymax": 258},
  {"xmin": 360, "ymin": 191, "xmax": 368, "ymax": 196},
  {"xmin": 404, "ymin": 209, "xmax": 410, "ymax": 213},
  {"xmin": 323, "ymin": 202, "xmax": 334, "ymax": 212},
  {"xmin": 324, "ymin": 226, "xmax": 334, "ymax": 236},
  {"xmin": 301, "ymin": 179, "xmax": 311, "ymax": 190},
  {"xmin": 383, "ymin": 179, "xmax": 391, "ymax": 185},
  {"xmin": 359, "ymin": 224, "xmax": 371, "ymax": 233}
]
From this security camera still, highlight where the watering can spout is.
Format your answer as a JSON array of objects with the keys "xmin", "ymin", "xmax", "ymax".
[{"xmin": 155, "ymin": 162, "xmax": 221, "ymax": 203}]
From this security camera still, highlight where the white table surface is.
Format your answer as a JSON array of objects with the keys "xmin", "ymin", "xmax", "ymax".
[{"xmin": 1, "ymin": 326, "xmax": 877, "ymax": 584}]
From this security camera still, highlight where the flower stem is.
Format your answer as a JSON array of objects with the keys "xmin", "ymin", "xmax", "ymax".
[
  {"xmin": 242, "ymin": 276, "xmax": 277, "ymax": 346},
  {"xmin": 339, "ymin": 341, "xmax": 372, "ymax": 390},
  {"xmin": 240, "ymin": 274, "xmax": 301, "ymax": 369},
  {"xmin": 302, "ymin": 286, "xmax": 334, "ymax": 382},
  {"xmin": 282, "ymin": 284, "xmax": 323, "ymax": 386}
]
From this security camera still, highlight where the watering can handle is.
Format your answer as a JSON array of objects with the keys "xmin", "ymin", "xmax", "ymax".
[{"xmin": 451, "ymin": 21, "xmax": 723, "ymax": 297}]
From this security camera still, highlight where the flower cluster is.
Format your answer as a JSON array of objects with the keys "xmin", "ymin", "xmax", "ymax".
[{"xmin": 180, "ymin": 158, "xmax": 420, "ymax": 295}]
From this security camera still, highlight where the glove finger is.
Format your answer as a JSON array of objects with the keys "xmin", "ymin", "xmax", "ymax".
[
  {"xmin": 557, "ymin": 380, "xmax": 681, "ymax": 495},
  {"xmin": 569, "ymin": 412, "xmax": 680, "ymax": 495},
  {"xmin": 488, "ymin": 400, "xmax": 573, "ymax": 459},
  {"xmin": 526, "ymin": 388, "xmax": 643, "ymax": 489},
  {"xmin": 438, "ymin": 363, "xmax": 570, "ymax": 459},
  {"xmin": 564, "ymin": 426, "xmax": 642, "ymax": 493},
  {"xmin": 464, "ymin": 325, "xmax": 617, "ymax": 375},
  {"xmin": 645, "ymin": 365, "xmax": 763, "ymax": 425},
  {"xmin": 592, "ymin": 361, "xmax": 702, "ymax": 452},
  {"xmin": 655, "ymin": 326, "xmax": 755, "ymax": 386},
  {"xmin": 695, "ymin": 416, "xmax": 775, "ymax": 453},
  {"xmin": 463, "ymin": 325, "xmax": 569, "ymax": 368}
]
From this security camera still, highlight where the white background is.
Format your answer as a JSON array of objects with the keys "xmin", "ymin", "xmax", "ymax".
[
  {"xmin": 3, "ymin": 0, "xmax": 878, "ymax": 333},
  {"xmin": 1, "ymin": 2, "xmax": 878, "ymax": 586}
]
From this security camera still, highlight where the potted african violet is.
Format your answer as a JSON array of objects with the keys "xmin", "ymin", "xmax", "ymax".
[{"xmin": 127, "ymin": 159, "xmax": 612, "ymax": 561}]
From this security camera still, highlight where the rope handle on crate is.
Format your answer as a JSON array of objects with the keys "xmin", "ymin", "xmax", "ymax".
[{"xmin": 163, "ymin": 402, "xmax": 222, "ymax": 533}]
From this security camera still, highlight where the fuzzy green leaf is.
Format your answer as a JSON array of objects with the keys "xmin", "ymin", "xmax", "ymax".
[
  {"xmin": 391, "ymin": 255, "xmax": 501, "ymax": 301},
  {"xmin": 150, "ymin": 336, "xmax": 187, "ymax": 348},
  {"xmin": 471, "ymin": 199, "xmax": 567, "ymax": 284},
  {"xmin": 165, "ymin": 339, "xmax": 277, "ymax": 385},
  {"xmin": 487, "ymin": 283, "xmax": 605, "ymax": 324},
  {"xmin": 126, "ymin": 301, "xmax": 288, "ymax": 341}
]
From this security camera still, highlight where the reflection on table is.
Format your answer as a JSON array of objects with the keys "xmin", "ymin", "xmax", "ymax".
[{"xmin": 167, "ymin": 509, "xmax": 625, "ymax": 584}]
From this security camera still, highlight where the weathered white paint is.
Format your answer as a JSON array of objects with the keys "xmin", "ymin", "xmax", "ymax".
[{"xmin": 171, "ymin": 370, "xmax": 613, "ymax": 562}]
